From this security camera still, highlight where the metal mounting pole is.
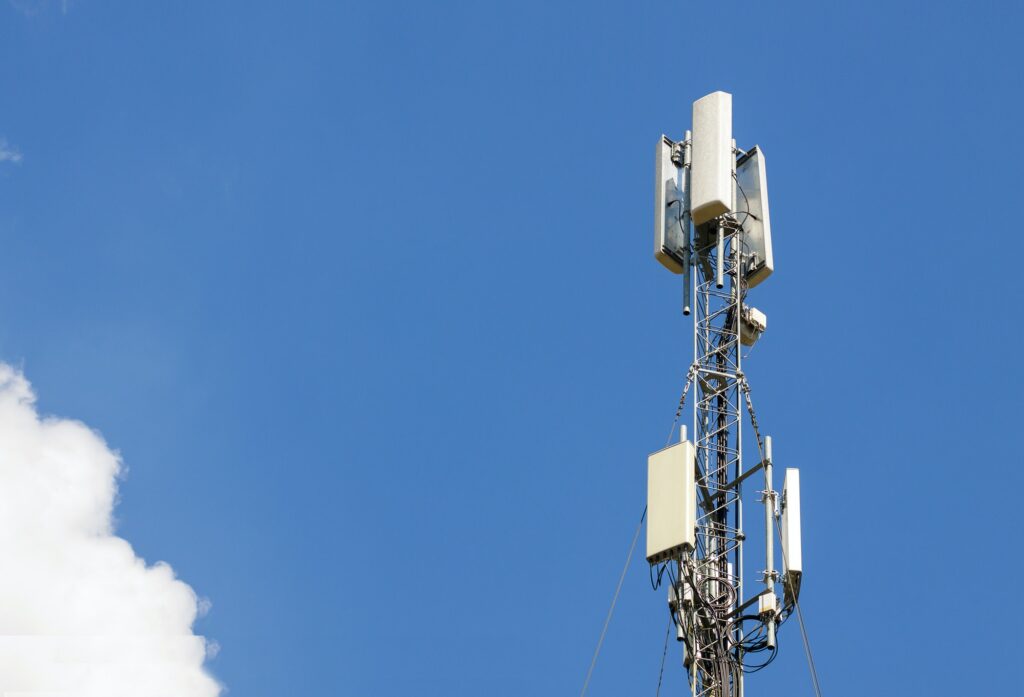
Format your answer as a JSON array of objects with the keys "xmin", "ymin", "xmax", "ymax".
[
  {"xmin": 764, "ymin": 435, "xmax": 776, "ymax": 650},
  {"xmin": 715, "ymin": 224, "xmax": 724, "ymax": 289},
  {"xmin": 682, "ymin": 131, "xmax": 693, "ymax": 316}
]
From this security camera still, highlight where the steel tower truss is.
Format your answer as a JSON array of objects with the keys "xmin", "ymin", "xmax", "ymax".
[
  {"xmin": 686, "ymin": 216, "xmax": 745, "ymax": 697},
  {"xmin": 649, "ymin": 108, "xmax": 797, "ymax": 697},
  {"xmin": 666, "ymin": 210, "xmax": 781, "ymax": 697}
]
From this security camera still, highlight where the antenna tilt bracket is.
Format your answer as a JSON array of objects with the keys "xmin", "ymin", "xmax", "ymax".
[{"xmin": 670, "ymin": 141, "xmax": 684, "ymax": 167}]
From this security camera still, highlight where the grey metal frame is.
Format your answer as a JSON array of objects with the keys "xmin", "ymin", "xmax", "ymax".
[
  {"xmin": 664, "ymin": 143, "xmax": 780, "ymax": 697},
  {"xmin": 688, "ymin": 214, "xmax": 745, "ymax": 697}
]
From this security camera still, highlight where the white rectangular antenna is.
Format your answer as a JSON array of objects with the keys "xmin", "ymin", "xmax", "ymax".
[
  {"xmin": 646, "ymin": 440, "xmax": 696, "ymax": 563},
  {"xmin": 654, "ymin": 135, "xmax": 686, "ymax": 274},
  {"xmin": 735, "ymin": 146, "xmax": 774, "ymax": 288},
  {"xmin": 781, "ymin": 467, "xmax": 802, "ymax": 604},
  {"xmin": 690, "ymin": 91, "xmax": 732, "ymax": 225}
]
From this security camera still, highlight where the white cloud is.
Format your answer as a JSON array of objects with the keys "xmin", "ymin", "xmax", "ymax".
[
  {"xmin": 0, "ymin": 138, "xmax": 22, "ymax": 164},
  {"xmin": 0, "ymin": 364, "xmax": 221, "ymax": 696}
]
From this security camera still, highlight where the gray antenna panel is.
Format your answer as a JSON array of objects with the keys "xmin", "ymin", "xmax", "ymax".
[
  {"xmin": 654, "ymin": 135, "xmax": 686, "ymax": 274},
  {"xmin": 781, "ymin": 467, "xmax": 802, "ymax": 604},
  {"xmin": 736, "ymin": 146, "xmax": 774, "ymax": 288},
  {"xmin": 690, "ymin": 91, "xmax": 732, "ymax": 225}
]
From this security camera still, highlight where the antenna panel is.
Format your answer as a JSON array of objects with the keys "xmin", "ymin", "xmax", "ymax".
[
  {"xmin": 646, "ymin": 440, "xmax": 696, "ymax": 563},
  {"xmin": 781, "ymin": 468, "xmax": 802, "ymax": 604},
  {"xmin": 654, "ymin": 136, "xmax": 687, "ymax": 273},
  {"xmin": 690, "ymin": 91, "xmax": 732, "ymax": 225},
  {"xmin": 736, "ymin": 146, "xmax": 774, "ymax": 288}
]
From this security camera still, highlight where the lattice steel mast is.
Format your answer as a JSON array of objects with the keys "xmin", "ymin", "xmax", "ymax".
[
  {"xmin": 647, "ymin": 91, "xmax": 803, "ymax": 697},
  {"xmin": 687, "ymin": 206, "xmax": 746, "ymax": 697}
]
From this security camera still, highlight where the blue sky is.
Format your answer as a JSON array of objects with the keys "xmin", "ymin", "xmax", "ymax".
[{"xmin": 0, "ymin": 0, "xmax": 1021, "ymax": 694}]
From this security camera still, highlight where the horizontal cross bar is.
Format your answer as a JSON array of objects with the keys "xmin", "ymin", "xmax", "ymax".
[
  {"xmin": 728, "ymin": 588, "xmax": 772, "ymax": 619},
  {"xmin": 721, "ymin": 458, "xmax": 768, "ymax": 492}
]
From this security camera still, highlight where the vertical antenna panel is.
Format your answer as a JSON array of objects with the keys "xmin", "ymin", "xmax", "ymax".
[
  {"xmin": 781, "ymin": 468, "xmax": 802, "ymax": 604},
  {"xmin": 646, "ymin": 440, "xmax": 696, "ymax": 563},
  {"xmin": 654, "ymin": 135, "xmax": 686, "ymax": 273},
  {"xmin": 736, "ymin": 146, "xmax": 774, "ymax": 288},
  {"xmin": 690, "ymin": 91, "xmax": 732, "ymax": 225}
]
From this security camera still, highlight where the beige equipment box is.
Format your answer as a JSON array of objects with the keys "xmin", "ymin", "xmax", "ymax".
[{"xmin": 646, "ymin": 440, "xmax": 696, "ymax": 564}]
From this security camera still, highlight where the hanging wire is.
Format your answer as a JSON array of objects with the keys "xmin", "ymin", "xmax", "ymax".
[
  {"xmin": 665, "ymin": 366, "xmax": 697, "ymax": 447},
  {"xmin": 772, "ymin": 510, "xmax": 823, "ymax": 697},
  {"xmin": 655, "ymin": 618, "xmax": 671, "ymax": 696},
  {"xmin": 578, "ymin": 506, "xmax": 646, "ymax": 697},
  {"xmin": 580, "ymin": 375, "xmax": 696, "ymax": 697},
  {"xmin": 741, "ymin": 383, "xmax": 824, "ymax": 697}
]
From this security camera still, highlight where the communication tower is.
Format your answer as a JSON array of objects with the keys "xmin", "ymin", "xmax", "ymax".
[{"xmin": 647, "ymin": 91, "xmax": 803, "ymax": 697}]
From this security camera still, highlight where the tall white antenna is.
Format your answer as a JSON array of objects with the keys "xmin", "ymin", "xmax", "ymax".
[{"xmin": 648, "ymin": 91, "xmax": 800, "ymax": 697}]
